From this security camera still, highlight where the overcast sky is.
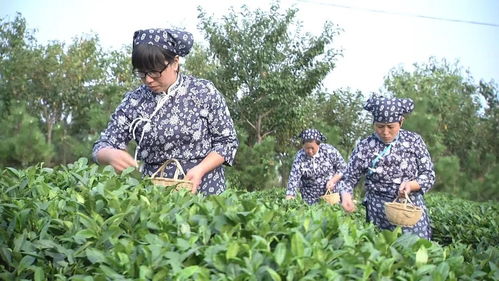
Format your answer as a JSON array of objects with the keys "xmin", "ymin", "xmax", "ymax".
[{"xmin": 2, "ymin": 0, "xmax": 499, "ymax": 94}]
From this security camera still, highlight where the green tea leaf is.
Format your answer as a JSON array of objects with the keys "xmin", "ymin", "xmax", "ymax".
[
  {"xmin": 177, "ymin": 266, "xmax": 202, "ymax": 280},
  {"xmin": 415, "ymin": 246, "xmax": 428, "ymax": 267},
  {"xmin": 226, "ymin": 242, "xmax": 239, "ymax": 260},
  {"xmin": 265, "ymin": 266, "xmax": 282, "ymax": 281},
  {"xmin": 86, "ymin": 248, "xmax": 106, "ymax": 264},
  {"xmin": 34, "ymin": 266, "xmax": 45, "ymax": 281},
  {"xmin": 274, "ymin": 242, "xmax": 287, "ymax": 266},
  {"xmin": 291, "ymin": 232, "xmax": 305, "ymax": 257}
]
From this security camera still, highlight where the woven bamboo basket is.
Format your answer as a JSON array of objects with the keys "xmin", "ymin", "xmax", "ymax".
[
  {"xmin": 150, "ymin": 159, "xmax": 193, "ymax": 191},
  {"xmin": 384, "ymin": 193, "xmax": 423, "ymax": 227},
  {"xmin": 322, "ymin": 189, "xmax": 340, "ymax": 205}
]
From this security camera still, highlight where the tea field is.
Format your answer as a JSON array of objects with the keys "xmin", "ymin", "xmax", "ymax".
[{"xmin": 0, "ymin": 159, "xmax": 498, "ymax": 280}]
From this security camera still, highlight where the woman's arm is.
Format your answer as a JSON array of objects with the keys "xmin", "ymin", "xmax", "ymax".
[
  {"xmin": 286, "ymin": 154, "xmax": 303, "ymax": 199},
  {"xmin": 205, "ymin": 83, "xmax": 239, "ymax": 166},
  {"xmin": 399, "ymin": 134, "xmax": 435, "ymax": 196},
  {"xmin": 326, "ymin": 173, "xmax": 343, "ymax": 191},
  {"xmin": 338, "ymin": 143, "xmax": 368, "ymax": 212},
  {"xmin": 95, "ymin": 148, "xmax": 138, "ymax": 172},
  {"xmin": 185, "ymin": 151, "xmax": 225, "ymax": 193},
  {"xmin": 93, "ymin": 93, "xmax": 136, "ymax": 172},
  {"xmin": 326, "ymin": 145, "xmax": 347, "ymax": 191}
]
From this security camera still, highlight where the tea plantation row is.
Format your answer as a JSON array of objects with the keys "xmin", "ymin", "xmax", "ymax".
[{"xmin": 0, "ymin": 159, "xmax": 497, "ymax": 280}]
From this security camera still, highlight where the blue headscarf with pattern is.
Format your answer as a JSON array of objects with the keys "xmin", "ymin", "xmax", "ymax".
[
  {"xmin": 133, "ymin": 28, "xmax": 194, "ymax": 57},
  {"xmin": 364, "ymin": 95, "xmax": 414, "ymax": 123},
  {"xmin": 299, "ymin": 129, "xmax": 327, "ymax": 143}
]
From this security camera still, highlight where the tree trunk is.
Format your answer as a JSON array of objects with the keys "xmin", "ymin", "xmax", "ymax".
[{"xmin": 247, "ymin": 110, "xmax": 273, "ymax": 144}]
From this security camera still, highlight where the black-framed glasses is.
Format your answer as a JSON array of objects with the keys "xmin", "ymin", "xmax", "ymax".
[{"xmin": 134, "ymin": 64, "xmax": 169, "ymax": 79}]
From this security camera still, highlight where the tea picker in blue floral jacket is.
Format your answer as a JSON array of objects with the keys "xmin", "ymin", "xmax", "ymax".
[
  {"xmin": 286, "ymin": 129, "xmax": 346, "ymax": 205},
  {"xmin": 93, "ymin": 28, "xmax": 238, "ymax": 195},
  {"xmin": 337, "ymin": 95, "xmax": 435, "ymax": 239}
]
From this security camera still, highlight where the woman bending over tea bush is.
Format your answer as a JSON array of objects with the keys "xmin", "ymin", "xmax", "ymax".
[
  {"xmin": 286, "ymin": 129, "xmax": 346, "ymax": 205},
  {"xmin": 338, "ymin": 95, "xmax": 435, "ymax": 239}
]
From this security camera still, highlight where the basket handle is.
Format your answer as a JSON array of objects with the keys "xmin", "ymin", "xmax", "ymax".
[
  {"xmin": 150, "ymin": 159, "xmax": 186, "ymax": 179},
  {"xmin": 392, "ymin": 192, "xmax": 414, "ymax": 207}
]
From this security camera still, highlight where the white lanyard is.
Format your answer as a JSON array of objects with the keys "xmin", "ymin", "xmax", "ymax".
[{"xmin": 129, "ymin": 92, "xmax": 171, "ymax": 163}]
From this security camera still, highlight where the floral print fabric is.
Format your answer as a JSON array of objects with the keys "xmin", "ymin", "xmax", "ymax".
[
  {"xmin": 299, "ymin": 128, "xmax": 327, "ymax": 143},
  {"xmin": 338, "ymin": 129, "xmax": 435, "ymax": 239},
  {"xmin": 364, "ymin": 95, "xmax": 414, "ymax": 123},
  {"xmin": 93, "ymin": 74, "xmax": 238, "ymax": 195},
  {"xmin": 286, "ymin": 143, "xmax": 346, "ymax": 205},
  {"xmin": 133, "ymin": 28, "xmax": 194, "ymax": 57}
]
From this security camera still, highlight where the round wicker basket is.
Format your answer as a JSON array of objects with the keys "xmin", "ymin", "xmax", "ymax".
[
  {"xmin": 322, "ymin": 189, "xmax": 340, "ymax": 205},
  {"xmin": 384, "ymin": 193, "xmax": 423, "ymax": 227},
  {"xmin": 150, "ymin": 159, "xmax": 193, "ymax": 191}
]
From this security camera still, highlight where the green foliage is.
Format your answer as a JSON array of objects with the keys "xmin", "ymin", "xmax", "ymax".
[
  {"xmin": 0, "ymin": 14, "xmax": 138, "ymax": 167},
  {"xmin": 313, "ymin": 89, "xmax": 372, "ymax": 157},
  {"xmin": 0, "ymin": 105, "xmax": 54, "ymax": 167},
  {"xmin": 197, "ymin": 1, "xmax": 341, "ymax": 147},
  {"xmin": 428, "ymin": 193, "xmax": 499, "ymax": 248},
  {"xmin": 433, "ymin": 156, "xmax": 462, "ymax": 194},
  {"xmin": 0, "ymin": 162, "xmax": 497, "ymax": 280},
  {"xmin": 226, "ymin": 129, "xmax": 279, "ymax": 191},
  {"xmin": 0, "ymin": 13, "xmax": 37, "ymax": 114},
  {"xmin": 384, "ymin": 57, "xmax": 499, "ymax": 201}
]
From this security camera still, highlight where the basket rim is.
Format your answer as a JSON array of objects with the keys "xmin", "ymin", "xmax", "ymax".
[
  {"xmin": 385, "ymin": 202, "xmax": 423, "ymax": 212},
  {"xmin": 151, "ymin": 177, "xmax": 193, "ymax": 184},
  {"xmin": 322, "ymin": 192, "xmax": 340, "ymax": 204},
  {"xmin": 322, "ymin": 193, "xmax": 339, "ymax": 197}
]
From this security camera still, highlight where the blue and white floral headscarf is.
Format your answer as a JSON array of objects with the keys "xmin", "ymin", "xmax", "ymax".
[
  {"xmin": 299, "ymin": 129, "xmax": 327, "ymax": 143},
  {"xmin": 133, "ymin": 28, "xmax": 194, "ymax": 57},
  {"xmin": 364, "ymin": 95, "xmax": 414, "ymax": 123}
]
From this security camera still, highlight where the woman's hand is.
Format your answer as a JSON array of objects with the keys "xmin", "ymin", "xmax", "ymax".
[
  {"xmin": 96, "ymin": 148, "xmax": 138, "ymax": 172},
  {"xmin": 398, "ymin": 180, "xmax": 420, "ymax": 197},
  {"xmin": 285, "ymin": 195, "xmax": 295, "ymax": 200},
  {"xmin": 184, "ymin": 152, "xmax": 225, "ymax": 194},
  {"xmin": 341, "ymin": 192, "xmax": 356, "ymax": 213},
  {"xmin": 185, "ymin": 165, "xmax": 205, "ymax": 194},
  {"xmin": 326, "ymin": 179, "xmax": 336, "ymax": 191},
  {"xmin": 326, "ymin": 173, "xmax": 342, "ymax": 191}
]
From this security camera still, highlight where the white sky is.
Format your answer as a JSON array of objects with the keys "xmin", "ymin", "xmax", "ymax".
[{"xmin": 2, "ymin": 0, "xmax": 499, "ymax": 93}]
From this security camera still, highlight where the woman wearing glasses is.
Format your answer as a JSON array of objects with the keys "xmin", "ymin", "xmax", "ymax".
[{"xmin": 93, "ymin": 28, "xmax": 238, "ymax": 195}]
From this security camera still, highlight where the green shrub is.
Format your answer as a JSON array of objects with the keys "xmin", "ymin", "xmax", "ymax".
[{"xmin": 0, "ymin": 160, "xmax": 497, "ymax": 280}]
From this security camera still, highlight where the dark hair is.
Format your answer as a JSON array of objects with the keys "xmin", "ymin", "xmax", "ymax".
[
  {"xmin": 132, "ymin": 44, "xmax": 176, "ymax": 71},
  {"xmin": 302, "ymin": 139, "xmax": 320, "ymax": 145}
]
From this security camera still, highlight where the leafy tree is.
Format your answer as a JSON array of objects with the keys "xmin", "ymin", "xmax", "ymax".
[
  {"xmin": 69, "ymin": 47, "xmax": 140, "ymax": 164},
  {"xmin": 0, "ymin": 14, "xmax": 132, "ymax": 166},
  {"xmin": 0, "ymin": 105, "xmax": 53, "ymax": 167},
  {"xmin": 226, "ymin": 128, "xmax": 279, "ymax": 191},
  {"xmin": 197, "ymin": 1, "xmax": 341, "ymax": 148},
  {"xmin": 384, "ymin": 57, "xmax": 498, "ymax": 200},
  {"xmin": 29, "ymin": 37, "xmax": 107, "ymax": 163},
  {"xmin": 313, "ymin": 89, "xmax": 371, "ymax": 157},
  {"xmin": 0, "ymin": 13, "xmax": 36, "ymax": 114}
]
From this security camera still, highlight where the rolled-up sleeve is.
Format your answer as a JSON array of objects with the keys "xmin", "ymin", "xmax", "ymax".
[
  {"xmin": 338, "ymin": 145, "xmax": 367, "ymax": 195},
  {"xmin": 206, "ymin": 83, "xmax": 238, "ymax": 166},
  {"xmin": 92, "ymin": 95, "xmax": 133, "ymax": 162}
]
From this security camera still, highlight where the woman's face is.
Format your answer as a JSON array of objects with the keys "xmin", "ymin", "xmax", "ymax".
[
  {"xmin": 303, "ymin": 141, "xmax": 319, "ymax": 157},
  {"xmin": 142, "ymin": 58, "xmax": 179, "ymax": 93},
  {"xmin": 374, "ymin": 121, "xmax": 402, "ymax": 143}
]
